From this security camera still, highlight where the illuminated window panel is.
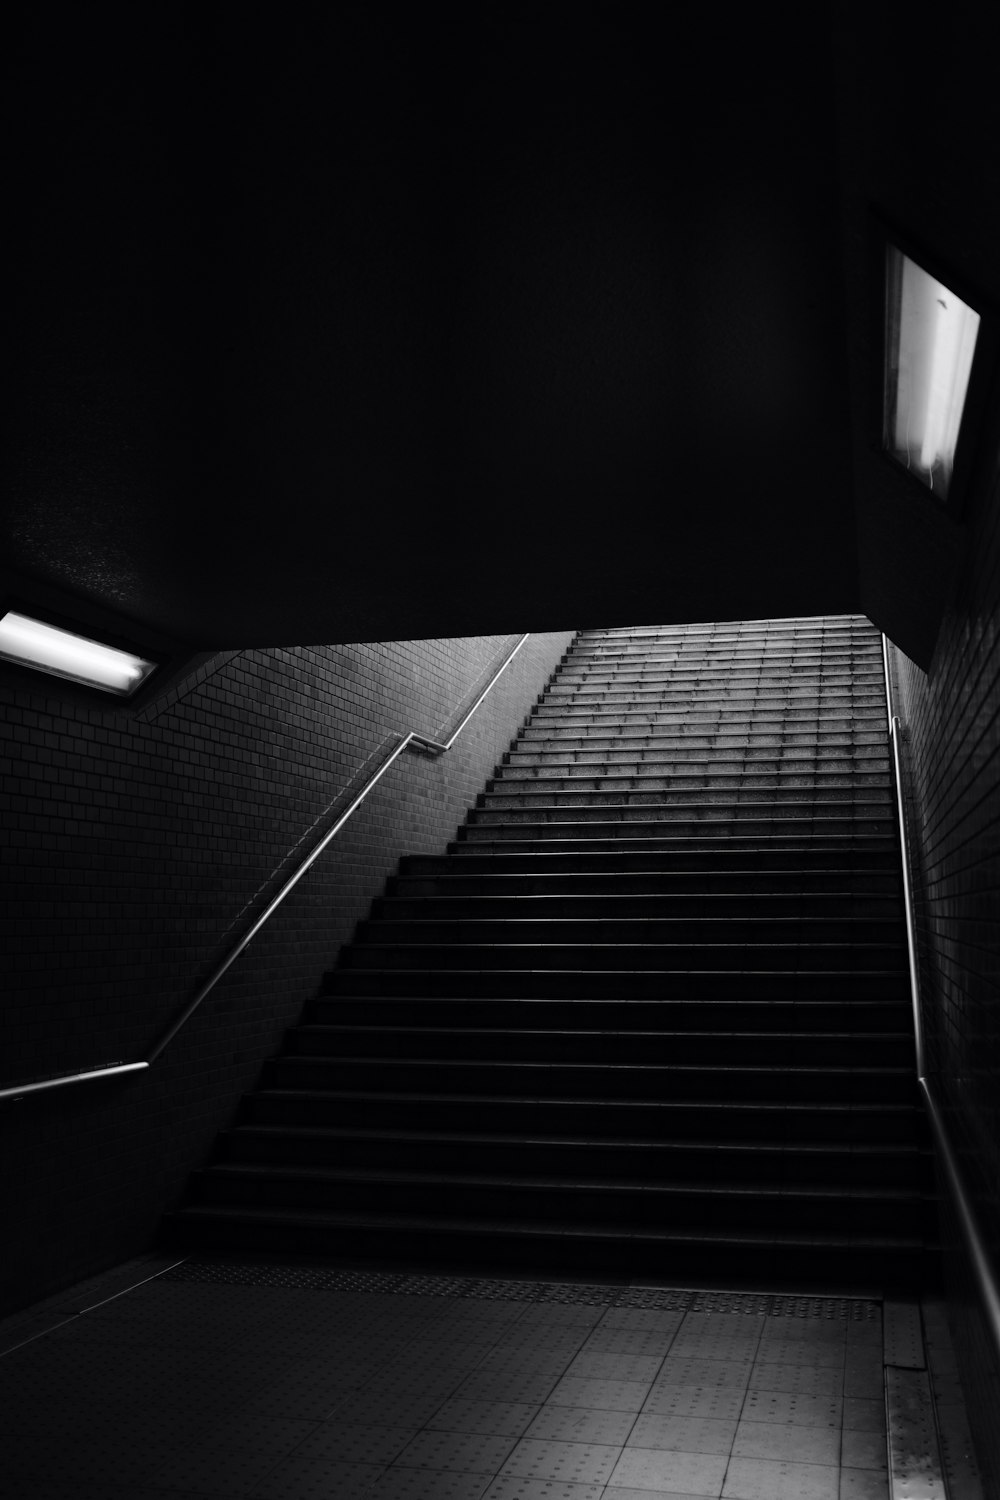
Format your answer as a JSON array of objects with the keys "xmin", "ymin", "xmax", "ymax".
[
  {"xmin": 884, "ymin": 245, "xmax": 981, "ymax": 501},
  {"xmin": 0, "ymin": 612, "xmax": 157, "ymax": 696}
]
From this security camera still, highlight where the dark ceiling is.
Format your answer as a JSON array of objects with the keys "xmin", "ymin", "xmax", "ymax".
[{"xmin": 4, "ymin": 10, "xmax": 999, "ymax": 667}]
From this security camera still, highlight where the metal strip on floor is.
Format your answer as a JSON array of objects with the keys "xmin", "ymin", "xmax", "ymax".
[
  {"xmin": 885, "ymin": 1298, "xmax": 926, "ymax": 1369},
  {"xmin": 887, "ymin": 1365, "xmax": 948, "ymax": 1500}
]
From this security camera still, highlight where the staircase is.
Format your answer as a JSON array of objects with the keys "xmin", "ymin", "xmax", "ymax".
[{"xmin": 166, "ymin": 616, "xmax": 936, "ymax": 1290}]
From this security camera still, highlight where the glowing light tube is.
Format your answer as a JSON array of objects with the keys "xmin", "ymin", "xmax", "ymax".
[
  {"xmin": 0, "ymin": 612, "xmax": 157, "ymax": 695},
  {"xmin": 885, "ymin": 246, "xmax": 981, "ymax": 501}
]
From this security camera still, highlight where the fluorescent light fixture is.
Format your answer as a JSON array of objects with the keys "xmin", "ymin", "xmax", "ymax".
[
  {"xmin": 884, "ymin": 244, "xmax": 981, "ymax": 500},
  {"xmin": 0, "ymin": 612, "xmax": 157, "ymax": 696}
]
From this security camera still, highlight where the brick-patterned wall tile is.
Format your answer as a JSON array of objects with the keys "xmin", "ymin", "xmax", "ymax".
[
  {"xmin": 0, "ymin": 630, "xmax": 575, "ymax": 1313},
  {"xmin": 887, "ymin": 467, "xmax": 1000, "ymax": 1495}
]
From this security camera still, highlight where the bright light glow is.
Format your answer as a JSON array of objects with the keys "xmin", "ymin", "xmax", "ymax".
[
  {"xmin": 885, "ymin": 246, "xmax": 981, "ymax": 500},
  {"xmin": 0, "ymin": 612, "xmax": 157, "ymax": 695}
]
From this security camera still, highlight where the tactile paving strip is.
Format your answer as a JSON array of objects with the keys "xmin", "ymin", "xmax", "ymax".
[
  {"xmin": 771, "ymin": 1293, "xmax": 882, "ymax": 1320},
  {"xmin": 159, "ymin": 1261, "xmax": 882, "ymax": 1319}
]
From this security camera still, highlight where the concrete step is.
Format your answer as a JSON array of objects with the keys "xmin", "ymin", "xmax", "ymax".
[
  {"xmin": 286, "ymin": 1024, "xmax": 914, "ymax": 1069},
  {"xmin": 481, "ymin": 784, "xmax": 893, "ymax": 805},
  {"xmin": 376, "ymin": 892, "xmax": 903, "ymax": 919},
  {"xmin": 162, "ymin": 1203, "xmax": 932, "ymax": 1290},
  {"xmin": 463, "ymin": 810, "xmax": 894, "ymax": 834},
  {"xmin": 266, "ymin": 1054, "xmax": 918, "ymax": 1104},
  {"xmin": 391, "ymin": 864, "xmax": 902, "ymax": 895},
  {"xmin": 322, "ymin": 967, "xmax": 911, "ymax": 1001},
  {"xmin": 220, "ymin": 1124, "xmax": 926, "ymax": 1189},
  {"xmin": 188, "ymin": 1161, "xmax": 927, "ymax": 1236},
  {"xmin": 244, "ymin": 1087, "xmax": 923, "ymax": 1142},
  {"xmin": 354, "ymin": 915, "xmax": 905, "ymax": 947},
  {"xmin": 310, "ymin": 995, "xmax": 912, "ymax": 1031}
]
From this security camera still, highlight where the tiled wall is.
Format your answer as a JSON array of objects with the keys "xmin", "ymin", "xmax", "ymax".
[
  {"xmin": 0, "ymin": 630, "xmax": 575, "ymax": 1314},
  {"xmin": 886, "ymin": 462, "xmax": 1000, "ymax": 1493}
]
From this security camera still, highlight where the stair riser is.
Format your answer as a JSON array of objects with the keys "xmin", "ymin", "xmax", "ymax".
[
  {"xmin": 410, "ymin": 848, "xmax": 903, "ymax": 874},
  {"xmin": 340, "ymin": 944, "xmax": 906, "ymax": 972},
  {"xmin": 542, "ymin": 689, "xmax": 886, "ymax": 707},
  {"xmin": 493, "ymin": 772, "xmax": 892, "ymax": 790},
  {"xmin": 221, "ymin": 1130, "xmax": 925, "ymax": 1189},
  {"xmin": 528, "ymin": 711, "xmax": 888, "ymax": 729},
  {"xmin": 480, "ymin": 789, "xmax": 893, "ymax": 808},
  {"xmin": 191, "ymin": 1172, "xmax": 923, "ymax": 1236},
  {"xmin": 309, "ymin": 998, "xmax": 913, "ymax": 1032},
  {"xmin": 561, "ymin": 675, "xmax": 886, "ymax": 689},
  {"xmin": 161, "ymin": 1212, "xmax": 933, "ymax": 1291},
  {"xmin": 379, "ymin": 888, "xmax": 905, "ymax": 912},
  {"xmin": 371, "ymin": 897, "xmax": 905, "ymax": 923},
  {"xmin": 287, "ymin": 1028, "xmax": 915, "ymax": 1068},
  {"xmin": 461, "ymin": 831, "xmax": 895, "ymax": 852},
  {"xmin": 514, "ymin": 737, "xmax": 890, "ymax": 755},
  {"xmin": 265, "ymin": 1058, "xmax": 917, "ymax": 1103},
  {"xmin": 390, "ymin": 873, "xmax": 903, "ymax": 897},
  {"xmin": 469, "ymin": 806, "xmax": 893, "ymax": 827},
  {"xmin": 245, "ymin": 1092, "xmax": 923, "ymax": 1143},
  {"xmin": 322, "ymin": 969, "xmax": 911, "ymax": 1000}
]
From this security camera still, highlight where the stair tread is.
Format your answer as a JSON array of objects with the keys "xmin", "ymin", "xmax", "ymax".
[
  {"xmin": 293, "ymin": 1025, "xmax": 910, "ymax": 1040},
  {"xmin": 201, "ymin": 1161, "xmax": 925, "ymax": 1201},
  {"xmin": 228, "ymin": 1123, "xmax": 923, "ymax": 1152},
  {"xmin": 253, "ymin": 1087, "xmax": 916, "ymax": 1110}
]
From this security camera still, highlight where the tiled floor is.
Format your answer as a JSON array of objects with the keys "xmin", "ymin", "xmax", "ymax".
[{"xmin": 0, "ymin": 1256, "xmax": 976, "ymax": 1499}]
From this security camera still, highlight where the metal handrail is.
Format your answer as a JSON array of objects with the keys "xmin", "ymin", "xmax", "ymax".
[
  {"xmin": 1, "ymin": 633, "xmax": 532, "ymax": 1102},
  {"xmin": 882, "ymin": 635, "xmax": 1000, "ymax": 1369}
]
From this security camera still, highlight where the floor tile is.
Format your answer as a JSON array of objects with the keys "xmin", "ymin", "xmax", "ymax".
[
  {"xmin": 547, "ymin": 1375, "xmax": 652, "ymax": 1411},
  {"xmin": 627, "ymin": 1412, "xmax": 737, "ymax": 1455},
  {"xmin": 599, "ymin": 1309, "xmax": 687, "ymax": 1332},
  {"xmin": 453, "ymin": 1371, "xmax": 563, "ymax": 1403},
  {"xmin": 564, "ymin": 1351, "xmax": 664, "ymax": 1381},
  {"xmin": 840, "ymin": 1428, "xmax": 887, "ymax": 1470},
  {"xmin": 429, "ymin": 1399, "xmax": 541, "ymax": 1437},
  {"xmin": 0, "ymin": 1264, "xmax": 960, "ymax": 1500},
  {"xmin": 581, "ymin": 1326, "xmax": 680, "ymax": 1356},
  {"xmin": 156, "ymin": 1416, "xmax": 319, "ymax": 1495},
  {"xmin": 654, "ymin": 1357, "xmax": 753, "ymax": 1388},
  {"xmin": 749, "ymin": 1361, "xmax": 844, "ymax": 1396},
  {"xmin": 740, "ymin": 1389, "xmax": 842, "ymax": 1427},
  {"xmin": 482, "ymin": 1480, "xmax": 605, "ymax": 1499},
  {"xmin": 524, "ymin": 1404, "xmax": 637, "ymax": 1444},
  {"xmin": 289, "ymin": 1421, "xmax": 418, "ymax": 1465},
  {"xmin": 641, "ymin": 1384, "xmax": 746, "ymax": 1421},
  {"xmin": 722, "ymin": 1456, "xmax": 840, "ymax": 1500},
  {"xmin": 605, "ymin": 1491, "xmax": 718, "ymax": 1500},
  {"xmin": 839, "ymin": 1466, "xmax": 892, "ymax": 1498},
  {"xmin": 842, "ymin": 1398, "xmax": 884, "ymax": 1433},
  {"xmin": 367, "ymin": 1468, "xmax": 493, "ymax": 1499},
  {"xmin": 754, "ymin": 1339, "xmax": 845, "ymax": 1368},
  {"xmin": 327, "ymin": 1389, "xmax": 453, "ymax": 1427},
  {"xmin": 733, "ymin": 1419, "xmax": 840, "ymax": 1464},
  {"xmin": 842, "ymin": 1365, "xmax": 883, "ymax": 1399},
  {"xmin": 497, "ymin": 1436, "xmax": 622, "ymax": 1484},
  {"xmin": 249, "ymin": 1456, "xmax": 385, "ymax": 1498},
  {"xmin": 393, "ymin": 1429, "xmax": 518, "ymax": 1473},
  {"xmin": 609, "ymin": 1445, "xmax": 729, "ymax": 1495}
]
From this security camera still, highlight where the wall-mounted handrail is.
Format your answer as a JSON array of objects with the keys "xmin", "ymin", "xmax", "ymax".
[
  {"xmin": 1, "ymin": 633, "xmax": 532, "ymax": 1102},
  {"xmin": 881, "ymin": 635, "xmax": 1000, "ymax": 1374}
]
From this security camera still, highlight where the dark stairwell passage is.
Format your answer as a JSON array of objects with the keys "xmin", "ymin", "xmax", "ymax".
[{"xmin": 166, "ymin": 617, "xmax": 936, "ymax": 1291}]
